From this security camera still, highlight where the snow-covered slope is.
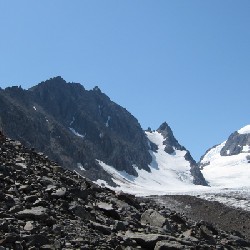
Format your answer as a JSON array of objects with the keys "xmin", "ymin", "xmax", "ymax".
[
  {"xmin": 95, "ymin": 130, "xmax": 207, "ymax": 195},
  {"xmin": 201, "ymin": 125, "xmax": 250, "ymax": 188}
]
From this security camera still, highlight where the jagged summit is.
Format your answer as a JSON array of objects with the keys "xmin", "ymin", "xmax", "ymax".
[
  {"xmin": 155, "ymin": 122, "xmax": 207, "ymax": 186},
  {"xmin": 157, "ymin": 122, "xmax": 185, "ymax": 154},
  {"xmin": 30, "ymin": 76, "xmax": 85, "ymax": 94}
]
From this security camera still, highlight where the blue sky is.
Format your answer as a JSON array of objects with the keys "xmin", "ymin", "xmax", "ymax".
[{"xmin": 0, "ymin": 1, "xmax": 250, "ymax": 160}]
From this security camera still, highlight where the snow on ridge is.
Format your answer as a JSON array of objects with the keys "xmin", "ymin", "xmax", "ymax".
[
  {"xmin": 200, "ymin": 141, "xmax": 226, "ymax": 164},
  {"xmin": 238, "ymin": 125, "xmax": 250, "ymax": 135},
  {"xmin": 69, "ymin": 127, "xmax": 85, "ymax": 138}
]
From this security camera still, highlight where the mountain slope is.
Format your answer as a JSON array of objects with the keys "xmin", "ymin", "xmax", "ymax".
[
  {"xmin": 95, "ymin": 122, "xmax": 207, "ymax": 195},
  {"xmin": 0, "ymin": 77, "xmax": 151, "ymax": 184},
  {"xmin": 200, "ymin": 125, "xmax": 250, "ymax": 188}
]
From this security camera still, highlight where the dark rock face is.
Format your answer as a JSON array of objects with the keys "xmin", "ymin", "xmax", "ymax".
[
  {"xmin": 157, "ymin": 122, "xmax": 208, "ymax": 186},
  {"xmin": 0, "ymin": 77, "xmax": 151, "ymax": 183},
  {"xmin": 0, "ymin": 136, "xmax": 249, "ymax": 249},
  {"xmin": 220, "ymin": 131, "xmax": 250, "ymax": 156},
  {"xmin": 157, "ymin": 122, "xmax": 185, "ymax": 154}
]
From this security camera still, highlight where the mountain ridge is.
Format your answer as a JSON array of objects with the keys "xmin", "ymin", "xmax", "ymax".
[{"xmin": 0, "ymin": 77, "xmax": 211, "ymax": 189}]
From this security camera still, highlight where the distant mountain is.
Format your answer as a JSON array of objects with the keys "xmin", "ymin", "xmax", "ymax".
[
  {"xmin": 200, "ymin": 125, "xmax": 250, "ymax": 188},
  {"xmin": 0, "ymin": 77, "xmax": 206, "ymax": 188}
]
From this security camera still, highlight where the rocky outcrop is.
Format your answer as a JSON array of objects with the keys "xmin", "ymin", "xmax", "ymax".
[
  {"xmin": 157, "ymin": 122, "xmax": 208, "ymax": 186},
  {"xmin": 220, "ymin": 131, "xmax": 250, "ymax": 156},
  {"xmin": 157, "ymin": 122, "xmax": 185, "ymax": 154},
  {"xmin": 0, "ymin": 136, "xmax": 248, "ymax": 249}
]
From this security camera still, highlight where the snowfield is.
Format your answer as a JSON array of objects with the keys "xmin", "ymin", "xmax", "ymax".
[
  {"xmin": 201, "ymin": 142, "xmax": 250, "ymax": 188},
  {"xmin": 95, "ymin": 131, "xmax": 209, "ymax": 196},
  {"xmin": 94, "ymin": 126, "xmax": 250, "ymax": 211}
]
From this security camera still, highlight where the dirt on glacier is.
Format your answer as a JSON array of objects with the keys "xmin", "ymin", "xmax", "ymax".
[{"xmin": 152, "ymin": 194, "xmax": 250, "ymax": 241}]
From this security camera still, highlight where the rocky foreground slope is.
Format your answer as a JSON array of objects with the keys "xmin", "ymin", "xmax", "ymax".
[{"xmin": 1, "ymin": 134, "xmax": 250, "ymax": 249}]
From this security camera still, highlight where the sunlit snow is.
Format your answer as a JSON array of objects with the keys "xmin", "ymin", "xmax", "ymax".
[
  {"xmin": 93, "ymin": 128, "xmax": 250, "ymax": 211},
  {"xmin": 94, "ymin": 131, "xmax": 208, "ymax": 196},
  {"xmin": 238, "ymin": 125, "xmax": 250, "ymax": 134},
  {"xmin": 69, "ymin": 127, "xmax": 85, "ymax": 138},
  {"xmin": 201, "ymin": 142, "xmax": 250, "ymax": 188}
]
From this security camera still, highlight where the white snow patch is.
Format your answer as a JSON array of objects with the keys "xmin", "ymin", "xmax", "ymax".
[
  {"xmin": 238, "ymin": 125, "xmax": 250, "ymax": 134},
  {"xmin": 33, "ymin": 106, "xmax": 37, "ymax": 111},
  {"xmin": 69, "ymin": 127, "xmax": 85, "ymax": 138},
  {"xmin": 106, "ymin": 116, "xmax": 111, "ymax": 127},
  {"xmin": 95, "ymin": 179, "xmax": 109, "ymax": 187},
  {"xmin": 242, "ymin": 145, "xmax": 250, "ymax": 152},
  {"xmin": 77, "ymin": 163, "xmax": 86, "ymax": 171},
  {"xmin": 201, "ymin": 141, "xmax": 226, "ymax": 164}
]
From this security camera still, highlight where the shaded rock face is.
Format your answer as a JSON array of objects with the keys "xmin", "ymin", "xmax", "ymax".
[
  {"xmin": 220, "ymin": 131, "xmax": 250, "ymax": 156},
  {"xmin": 0, "ymin": 136, "xmax": 249, "ymax": 249},
  {"xmin": 0, "ymin": 77, "xmax": 151, "ymax": 182},
  {"xmin": 157, "ymin": 122, "xmax": 185, "ymax": 154},
  {"xmin": 157, "ymin": 122, "xmax": 208, "ymax": 186}
]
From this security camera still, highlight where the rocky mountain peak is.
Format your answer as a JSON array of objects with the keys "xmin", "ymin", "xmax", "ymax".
[
  {"xmin": 157, "ymin": 122, "xmax": 184, "ymax": 154},
  {"xmin": 152, "ymin": 122, "xmax": 207, "ymax": 186},
  {"xmin": 157, "ymin": 122, "xmax": 172, "ymax": 137},
  {"xmin": 93, "ymin": 86, "xmax": 102, "ymax": 92}
]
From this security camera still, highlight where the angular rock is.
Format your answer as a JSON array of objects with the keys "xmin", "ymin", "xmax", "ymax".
[
  {"xmin": 51, "ymin": 187, "xmax": 66, "ymax": 198},
  {"xmin": 124, "ymin": 231, "xmax": 171, "ymax": 249},
  {"xmin": 97, "ymin": 202, "xmax": 120, "ymax": 220},
  {"xmin": 154, "ymin": 240, "xmax": 184, "ymax": 250},
  {"xmin": 91, "ymin": 221, "xmax": 112, "ymax": 235},
  {"xmin": 16, "ymin": 206, "xmax": 48, "ymax": 220},
  {"xmin": 141, "ymin": 209, "xmax": 169, "ymax": 229},
  {"xmin": 24, "ymin": 221, "xmax": 34, "ymax": 231}
]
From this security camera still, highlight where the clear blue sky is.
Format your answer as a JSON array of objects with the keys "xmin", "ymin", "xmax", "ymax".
[{"xmin": 0, "ymin": 1, "xmax": 250, "ymax": 160}]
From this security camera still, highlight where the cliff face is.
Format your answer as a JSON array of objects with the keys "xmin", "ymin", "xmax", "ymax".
[{"xmin": 0, "ymin": 77, "xmax": 152, "ymax": 183}]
